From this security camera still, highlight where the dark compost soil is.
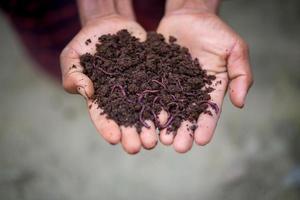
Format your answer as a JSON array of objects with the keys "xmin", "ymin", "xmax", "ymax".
[{"xmin": 80, "ymin": 30, "xmax": 218, "ymax": 133}]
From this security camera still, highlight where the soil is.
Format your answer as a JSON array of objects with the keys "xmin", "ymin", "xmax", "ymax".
[
  {"xmin": 85, "ymin": 39, "xmax": 91, "ymax": 45},
  {"xmin": 80, "ymin": 30, "xmax": 217, "ymax": 133}
]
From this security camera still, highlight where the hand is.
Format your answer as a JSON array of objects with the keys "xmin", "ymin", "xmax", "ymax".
[
  {"xmin": 60, "ymin": 1, "xmax": 159, "ymax": 154},
  {"xmin": 157, "ymin": 1, "xmax": 253, "ymax": 153}
]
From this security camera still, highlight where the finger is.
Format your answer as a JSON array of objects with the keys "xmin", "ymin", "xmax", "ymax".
[
  {"xmin": 77, "ymin": 0, "xmax": 117, "ymax": 25},
  {"xmin": 158, "ymin": 109, "xmax": 168, "ymax": 125},
  {"xmin": 173, "ymin": 121, "xmax": 194, "ymax": 153},
  {"xmin": 87, "ymin": 100, "xmax": 121, "ymax": 144},
  {"xmin": 60, "ymin": 44, "xmax": 94, "ymax": 98},
  {"xmin": 158, "ymin": 110, "xmax": 175, "ymax": 145},
  {"xmin": 120, "ymin": 126, "xmax": 142, "ymax": 154},
  {"xmin": 228, "ymin": 39, "xmax": 253, "ymax": 108},
  {"xmin": 159, "ymin": 129, "xmax": 175, "ymax": 146},
  {"xmin": 140, "ymin": 120, "xmax": 158, "ymax": 150},
  {"xmin": 194, "ymin": 74, "xmax": 227, "ymax": 146},
  {"xmin": 115, "ymin": 0, "xmax": 136, "ymax": 20}
]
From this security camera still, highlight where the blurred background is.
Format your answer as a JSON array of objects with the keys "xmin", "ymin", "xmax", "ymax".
[{"xmin": 0, "ymin": 0, "xmax": 300, "ymax": 199}]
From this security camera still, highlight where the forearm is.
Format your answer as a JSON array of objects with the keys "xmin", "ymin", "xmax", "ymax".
[
  {"xmin": 165, "ymin": 0, "xmax": 222, "ymax": 15},
  {"xmin": 76, "ymin": 0, "xmax": 135, "ymax": 25}
]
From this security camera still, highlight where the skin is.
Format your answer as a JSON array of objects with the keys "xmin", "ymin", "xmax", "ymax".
[
  {"xmin": 157, "ymin": 0, "xmax": 253, "ymax": 153},
  {"xmin": 60, "ymin": 0, "xmax": 253, "ymax": 154},
  {"xmin": 61, "ymin": 0, "xmax": 159, "ymax": 154}
]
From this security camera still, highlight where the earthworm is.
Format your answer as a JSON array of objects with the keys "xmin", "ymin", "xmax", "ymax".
[
  {"xmin": 176, "ymin": 79, "xmax": 183, "ymax": 91},
  {"xmin": 159, "ymin": 112, "xmax": 186, "ymax": 130},
  {"xmin": 159, "ymin": 115, "xmax": 174, "ymax": 129},
  {"xmin": 138, "ymin": 89, "xmax": 159, "ymax": 103},
  {"xmin": 97, "ymin": 67, "xmax": 118, "ymax": 76},
  {"xmin": 170, "ymin": 94, "xmax": 177, "ymax": 101},
  {"xmin": 185, "ymin": 92, "xmax": 198, "ymax": 96},
  {"xmin": 126, "ymin": 98, "xmax": 136, "ymax": 103},
  {"xmin": 151, "ymin": 79, "xmax": 166, "ymax": 89},
  {"xmin": 175, "ymin": 113, "xmax": 185, "ymax": 119},
  {"xmin": 206, "ymin": 101, "xmax": 219, "ymax": 114},
  {"xmin": 138, "ymin": 94, "xmax": 144, "ymax": 104},
  {"xmin": 139, "ymin": 105, "xmax": 150, "ymax": 128},
  {"xmin": 152, "ymin": 96, "xmax": 160, "ymax": 107},
  {"xmin": 94, "ymin": 56, "xmax": 118, "ymax": 76},
  {"xmin": 150, "ymin": 109, "xmax": 159, "ymax": 125},
  {"xmin": 95, "ymin": 55, "xmax": 110, "ymax": 62},
  {"xmin": 200, "ymin": 101, "xmax": 219, "ymax": 114},
  {"xmin": 111, "ymin": 84, "xmax": 126, "ymax": 96},
  {"xmin": 161, "ymin": 73, "xmax": 168, "ymax": 85},
  {"xmin": 142, "ymin": 89, "xmax": 160, "ymax": 94},
  {"xmin": 159, "ymin": 99, "xmax": 165, "ymax": 107},
  {"xmin": 167, "ymin": 102, "xmax": 179, "ymax": 112}
]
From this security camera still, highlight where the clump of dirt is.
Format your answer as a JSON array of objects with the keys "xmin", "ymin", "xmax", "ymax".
[{"xmin": 80, "ymin": 30, "xmax": 217, "ymax": 133}]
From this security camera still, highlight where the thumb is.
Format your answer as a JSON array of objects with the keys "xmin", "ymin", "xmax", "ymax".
[
  {"xmin": 60, "ymin": 46, "xmax": 94, "ymax": 99},
  {"xmin": 227, "ymin": 39, "xmax": 253, "ymax": 108}
]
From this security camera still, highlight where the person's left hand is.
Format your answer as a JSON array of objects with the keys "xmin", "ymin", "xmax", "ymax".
[{"xmin": 157, "ymin": 7, "xmax": 253, "ymax": 153}]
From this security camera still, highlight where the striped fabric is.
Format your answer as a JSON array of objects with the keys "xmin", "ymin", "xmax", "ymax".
[{"xmin": 0, "ymin": 0, "xmax": 165, "ymax": 79}]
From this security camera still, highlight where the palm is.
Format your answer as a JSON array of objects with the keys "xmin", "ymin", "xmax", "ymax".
[
  {"xmin": 157, "ymin": 13, "xmax": 251, "ymax": 152},
  {"xmin": 60, "ymin": 16, "xmax": 160, "ymax": 154},
  {"xmin": 61, "ymin": 12, "xmax": 252, "ymax": 154}
]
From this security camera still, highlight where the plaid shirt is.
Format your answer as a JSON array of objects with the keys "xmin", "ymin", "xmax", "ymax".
[{"xmin": 0, "ymin": 0, "xmax": 164, "ymax": 79}]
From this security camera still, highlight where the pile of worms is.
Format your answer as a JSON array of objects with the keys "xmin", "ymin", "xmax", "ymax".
[{"xmin": 80, "ymin": 30, "xmax": 218, "ymax": 133}]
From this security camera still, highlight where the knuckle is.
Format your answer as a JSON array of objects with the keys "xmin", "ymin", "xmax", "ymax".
[
  {"xmin": 239, "ymin": 39, "xmax": 249, "ymax": 53},
  {"xmin": 60, "ymin": 45, "xmax": 78, "ymax": 61},
  {"xmin": 62, "ymin": 74, "xmax": 77, "ymax": 93},
  {"xmin": 60, "ymin": 46, "xmax": 69, "ymax": 61},
  {"xmin": 62, "ymin": 78, "xmax": 72, "ymax": 92},
  {"xmin": 248, "ymin": 76, "xmax": 254, "ymax": 87},
  {"xmin": 244, "ymin": 73, "xmax": 254, "ymax": 87}
]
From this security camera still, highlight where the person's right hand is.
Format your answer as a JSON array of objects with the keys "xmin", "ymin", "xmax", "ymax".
[{"xmin": 60, "ymin": 1, "xmax": 159, "ymax": 154}]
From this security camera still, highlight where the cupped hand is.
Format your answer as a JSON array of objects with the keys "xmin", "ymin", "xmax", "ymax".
[
  {"xmin": 60, "ymin": 15, "xmax": 160, "ymax": 154},
  {"xmin": 157, "ymin": 10, "xmax": 253, "ymax": 153}
]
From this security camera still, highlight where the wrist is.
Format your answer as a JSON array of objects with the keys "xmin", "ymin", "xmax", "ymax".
[{"xmin": 165, "ymin": 0, "xmax": 222, "ymax": 16}]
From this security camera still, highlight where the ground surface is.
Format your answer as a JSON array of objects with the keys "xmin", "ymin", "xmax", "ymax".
[{"xmin": 1, "ymin": 0, "xmax": 300, "ymax": 199}]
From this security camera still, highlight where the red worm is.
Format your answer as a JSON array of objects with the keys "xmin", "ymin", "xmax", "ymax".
[
  {"xmin": 151, "ymin": 80, "xmax": 166, "ymax": 89},
  {"xmin": 142, "ymin": 89, "xmax": 160, "ymax": 94},
  {"xmin": 111, "ymin": 84, "xmax": 126, "ymax": 96},
  {"xmin": 176, "ymin": 79, "xmax": 183, "ymax": 91},
  {"xmin": 94, "ymin": 56, "xmax": 118, "ymax": 76},
  {"xmin": 97, "ymin": 67, "xmax": 118, "ymax": 76},
  {"xmin": 167, "ymin": 102, "xmax": 179, "ymax": 112},
  {"xmin": 170, "ymin": 95, "xmax": 177, "ymax": 101},
  {"xmin": 150, "ymin": 109, "xmax": 159, "ymax": 126},
  {"xmin": 200, "ymin": 101, "xmax": 219, "ymax": 114},
  {"xmin": 159, "ymin": 115, "xmax": 174, "ymax": 129},
  {"xmin": 152, "ymin": 96, "xmax": 160, "ymax": 107}
]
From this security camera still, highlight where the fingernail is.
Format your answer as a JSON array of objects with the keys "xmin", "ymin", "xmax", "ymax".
[{"xmin": 77, "ymin": 86, "xmax": 88, "ymax": 100}]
